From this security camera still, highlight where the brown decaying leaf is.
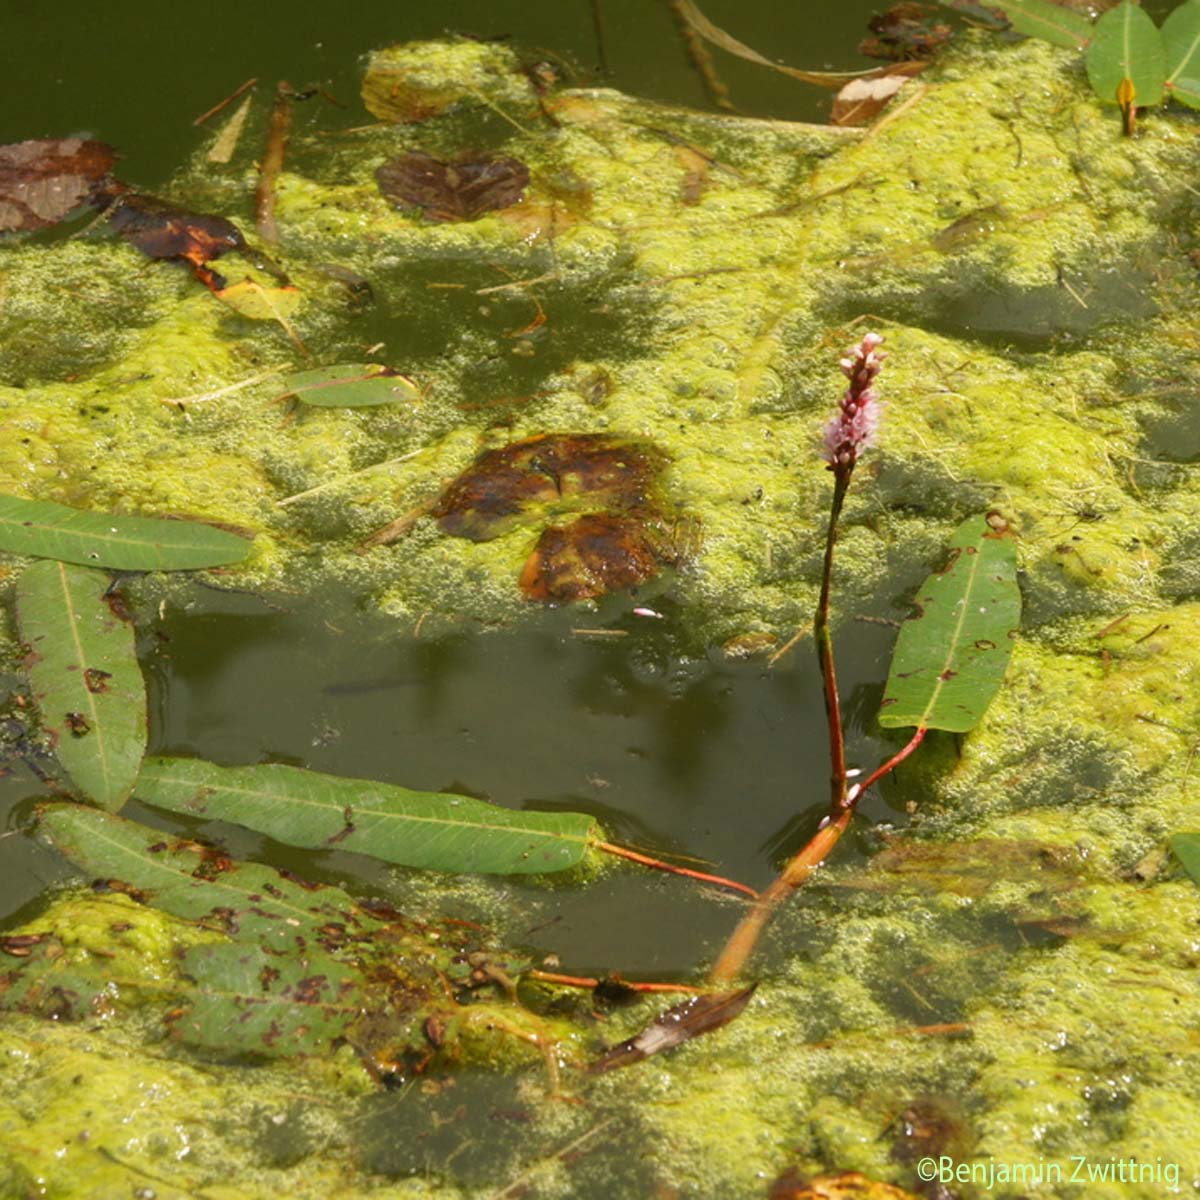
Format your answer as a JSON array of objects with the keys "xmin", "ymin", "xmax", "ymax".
[
  {"xmin": 859, "ymin": 3, "xmax": 953, "ymax": 62},
  {"xmin": 589, "ymin": 983, "xmax": 757, "ymax": 1072},
  {"xmin": 432, "ymin": 433, "xmax": 665, "ymax": 542},
  {"xmin": 108, "ymin": 193, "xmax": 244, "ymax": 265},
  {"xmin": 376, "ymin": 152, "xmax": 530, "ymax": 223},
  {"xmin": 0, "ymin": 138, "xmax": 117, "ymax": 233},
  {"xmin": 519, "ymin": 511, "xmax": 667, "ymax": 602},
  {"xmin": 831, "ymin": 70, "xmax": 920, "ymax": 127}
]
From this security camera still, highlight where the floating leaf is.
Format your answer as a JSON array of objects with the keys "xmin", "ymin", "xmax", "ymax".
[
  {"xmin": 276, "ymin": 363, "xmax": 420, "ymax": 407},
  {"xmin": 1169, "ymin": 832, "xmax": 1200, "ymax": 885},
  {"xmin": 135, "ymin": 756, "xmax": 599, "ymax": 875},
  {"xmin": 29, "ymin": 805, "xmax": 529, "ymax": 1064},
  {"xmin": 431, "ymin": 433, "xmax": 665, "ymax": 542},
  {"xmin": 590, "ymin": 984, "xmax": 757, "ymax": 1072},
  {"xmin": 1085, "ymin": 0, "xmax": 1165, "ymax": 107},
  {"xmin": 16, "ymin": 563, "xmax": 146, "ymax": 809},
  {"xmin": 1163, "ymin": 0, "xmax": 1200, "ymax": 109},
  {"xmin": 519, "ymin": 511, "xmax": 670, "ymax": 602},
  {"xmin": 985, "ymin": 0, "xmax": 1092, "ymax": 49},
  {"xmin": 878, "ymin": 513, "xmax": 1020, "ymax": 733},
  {"xmin": 376, "ymin": 152, "xmax": 530, "ymax": 222},
  {"xmin": 0, "ymin": 137, "xmax": 117, "ymax": 233},
  {"xmin": 0, "ymin": 493, "xmax": 254, "ymax": 569},
  {"xmin": 172, "ymin": 942, "xmax": 364, "ymax": 1057},
  {"xmin": 213, "ymin": 278, "xmax": 302, "ymax": 321},
  {"xmin": 38, "ymin": 802, "xmax": 392, "ymax": 951}
]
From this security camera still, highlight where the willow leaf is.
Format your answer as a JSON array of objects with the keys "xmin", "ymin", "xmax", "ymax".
[
  {"xmin": 135, "ymin": 757, "xmax": 599, "ymax": 874},
  {"xmin": 985, "ymin": 0, "xmax": 1091, "ymax": 49},
  {"xmin": 1163, "ymin": 0, "xmax": 1200, "ymax": 108},
  {"xmin": 38, "ymin": 803, "xmax": 388, "ymax": 951},
  {"xmin": 1170, "ymin": 832, "xmax": 1200, "ymax": 884},
  {"xmin": 0, "ymin": 494, "xmax": 253, "ymax": 570},
  {"xmin": 278, "ymin": 363, "xmax": 421, "ymax": 407},
  {"xmin": 1086, "ymin": 1, "xmax": 1165, "ymax": 106},
  {"xmin": 16, "ymin": 562, "xmax": 146, "ymax": 809},
  {"xmin": 878, "ymin": 514, "xmax": 1020, "ymax": 733}
]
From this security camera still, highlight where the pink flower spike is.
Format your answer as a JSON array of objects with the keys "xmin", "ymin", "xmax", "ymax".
[{"xmin": 822, "ymin": 331, "xmax": 885, "ymax": 472}]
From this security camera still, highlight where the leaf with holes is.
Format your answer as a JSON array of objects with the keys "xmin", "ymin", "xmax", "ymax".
[
  {"xmin": 277, "ymin": 363, "xmax": 420, "ymax": 407},
  {"xmin": 1163, "ymin": 0, "xmax": 1200, "ymax": 109},
  {"xmin": 972, "ymin": 0, "xmax": 1091, "ymax": 49},
  {"xmin": 37, "ymin": 802, "xmax": 389, "ymax": 951},
  {"xmin": 16, "ymin": 563, "xmax": 146, "ymax": 809},
  {"xmin": 878, "ymin": 514, "xmax": 1020, "ymax": 733},
  {"xmin": 171, "ymin": 941, "xmax": 365, "ymax": 1057},
  {"xmin": 1086, "ymin": 0, "xmax": 1165, "ymax": 107},
  {"xmin": 0, "ymin": 494, "xmax": 253, "ymax": 569},
  {"xmin": 134, "ymin": 757, "xmax": 600, "ymax": 874}
]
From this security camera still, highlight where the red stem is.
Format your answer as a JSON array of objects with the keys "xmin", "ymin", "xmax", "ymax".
[
  {"xmin": 846, "ymin": 727, "xmax": 927, "ymax": 804},
  {"xmin": 815, "ymin": 467, "xmax": 852, "ymax": 808},
  {"xmin": 595, "ymin": 841, "xmax": 759, "ymax": 899}
]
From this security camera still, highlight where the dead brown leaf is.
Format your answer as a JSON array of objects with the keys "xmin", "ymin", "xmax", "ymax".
[
  {"xmin": 0, "ymin": 138, "xmax": 117, "ymax": 232},
  {"xmin": 375, "ymin": 152, "xmax": 530, "ymax": 222}
]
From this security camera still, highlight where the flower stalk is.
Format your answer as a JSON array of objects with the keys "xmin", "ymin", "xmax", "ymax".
[{"xmin": 710, "ymin": 331, "xmax": 899, "ymax": 985}]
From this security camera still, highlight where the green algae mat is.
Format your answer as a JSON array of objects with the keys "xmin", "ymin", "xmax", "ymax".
[{"xmin": 4, "ymin": 24, "xmax": 1200, "ymax": 1199}]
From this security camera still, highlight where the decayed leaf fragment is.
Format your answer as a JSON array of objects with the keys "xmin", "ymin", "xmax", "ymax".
[
  {"xmin": 831, "ymin": 68, "xmax": 921, "ymax": 126},
  {"xmin": 376, "ymin": 152, "xmax": 530, "ymax": 222},
  {"xmin": 107, "ymin": 192, "xmax": 245, "ymax": 287},
  {"xmin": 589, "ymin": 983, "xmax": 757, "ymax": 1072},
  {"xmin": 0, "ymin": 137, "xmax": 117, "ymax": 232}
]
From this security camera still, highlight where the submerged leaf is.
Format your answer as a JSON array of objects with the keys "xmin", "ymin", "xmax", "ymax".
[
  {"xmin": 432, "ymin": 433, "xmax": 666, "ymax": 542},
  {"xmin": 986, "ymin": 0, "xmax": 1092, "ymax": 49},
  {"xmin": 376, "ymin": 152, "xmax": 530, "ymax": 222},
  {"xmin": 878, "ymin": 513, "xmax": 1020, "ymax": 733},
  {"xmin": 16, "ymin": 563, "xmax": 146, "ymax": 810},
  {"xmin": 0, "ymin": 493, "xmax": 254, "ymax": 569},
  {"xmin": 590, "ymin": 983, "xmax": 757, "ymax": 1072},
  {"xmin": 859, "ymin": 5, "xmax": 954, "ymax": 62},
  {"xmin": 0, "ymin": 137, "xmax": 117, "ymax": 233},
  {"xmin": 1163, "ymin": 0, "xmax": 1200, "ymax": 109},
  {"xmin": 1085, "ymin": 0, "xmax": 1165, "ymax": 107},
  {"xmin": 519, "ymin": 511, "xmax": 670, "ymax": 601},
  {"xmin": 277, "ymin": 363, "xmax": 420, "ymax": 407},
  {"xmin": 214, "ymin": 279, "xmax": 303, "ymax": 323},
  {"xmin": 134, "ymin": 757, "xmax": 599, "ymax": 874}
]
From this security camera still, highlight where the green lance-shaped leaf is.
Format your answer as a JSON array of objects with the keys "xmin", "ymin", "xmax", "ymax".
[
  {"xmin": 1169, "ymin": 832, "xmax": 1200, "ymax": 885},
  {"xmin": 276, "ymin": 363, "xmax": 421, "ymax": 407},
  {"xmin": 0, "ymin": 494, "xmax": 253, "ymax": 570},
  {"xmin": 16, "ymin": 563, "xmax": 146, "ymax": 809},
  {"xmin": 1163, "ymin": 0, "xmax": 1200, "ymax": 109},
  {"xmin": 985, "ymin": 0, "xmax": 1092, "ymax": 49},
  {"xmin": 134, "ymin": 757, "xmax": 599, "ymax": 875},
  {"xmin": 1086, "ymin": 0, "xmax": 1165, "ymax": 107},
  {"xmin": 38, "ymin": 802, "xmax": 389, "ymax": 951},
  {"xmin": 878, "ymin": 514, "xmax": 1020, "ymax": 733},
  {"xmin": 173, "ymin": 942, "xmax": 364, "ymax": 1057}
]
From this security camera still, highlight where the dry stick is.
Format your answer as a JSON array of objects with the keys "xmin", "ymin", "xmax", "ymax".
[
  {"xmin": 669, "ymin": 0, "xmax": 737, "ymax": 113},
  {"xmin": 193, "ymin": 76, "xmax": 258, "ymax": 125},
  {"xmin": 595, "ymin": 840, "xmax": 758, "ymax": 899},
  {"xmin": 589, "ymin": 0, "xmax": 611, "ymax": 78},
  {"xmin": 256, "ymin": 81, "xmax": 295, "ymax": 246}
]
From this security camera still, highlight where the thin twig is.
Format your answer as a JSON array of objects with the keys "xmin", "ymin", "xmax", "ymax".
[
  {"xmin": 488, "ymin": 1119, "xmax": 616, "ymax": 1200},
  {"xmin": 256, "ymin": 81, "xmax": 295, "ymax": 245},
  {"xmin": 669, "ymin": 0, "xmax": 737, "ymax": 112},
  {"xmin": 193, "ymin": 77, "xmax": 257, "ymax": 126},
  {"xmin": 160, "ymin": 365, "xmax": 289, "ymax": 411},
  {"xmin": 526, "ymin": 970, "xmax": 703, "ymax": 995},
  {"xmin": 589, "ymin": 0, "xmax": 611, "ymax": 78},
  {"xmin": 275, "ymin": 448, "xmax": 426, "ymax": 507}
]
